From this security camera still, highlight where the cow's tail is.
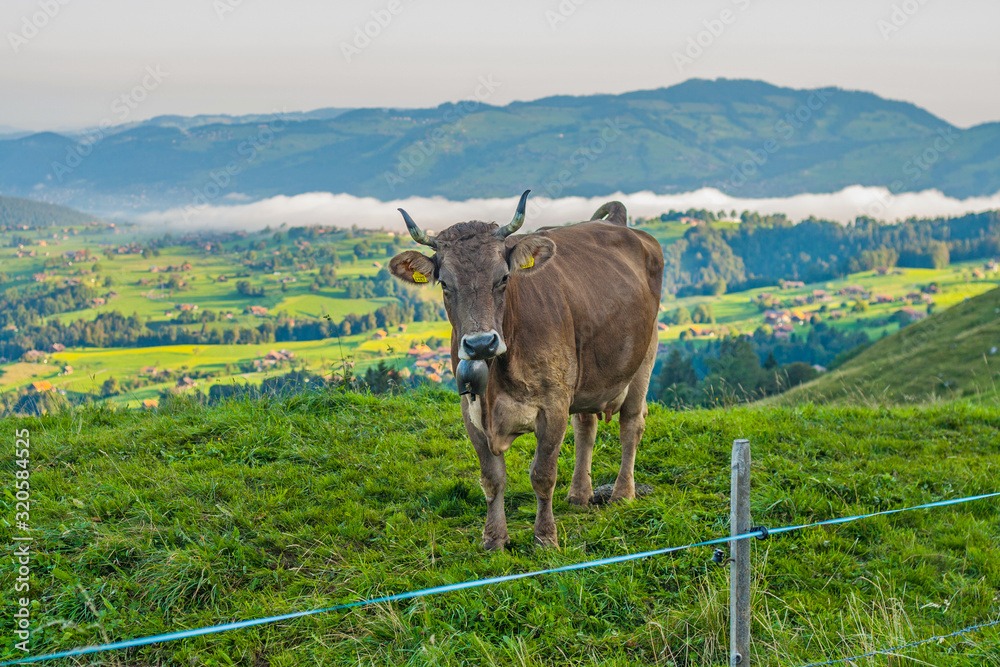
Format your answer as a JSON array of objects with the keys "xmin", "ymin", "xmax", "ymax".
[{"xmin": 590, "ymin": 201, "xmax": 627, "ymax": 226}]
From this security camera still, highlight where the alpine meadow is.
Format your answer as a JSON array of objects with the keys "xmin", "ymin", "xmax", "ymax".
[{"xmin": 2, "ymin": 3, "xmax": 999, "ymax": 666}]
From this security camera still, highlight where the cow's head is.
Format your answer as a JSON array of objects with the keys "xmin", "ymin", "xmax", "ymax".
[{"xmin": 389, "ymin": 190, "xmax": 555, "ymax": 361}]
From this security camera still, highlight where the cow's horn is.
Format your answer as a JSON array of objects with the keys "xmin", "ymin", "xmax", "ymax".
[
  {"xmin": 398, "ymin": 208, "xmax": 437, "ymax": 248},
  {"xmin": 495, "ymin": 190, "xmax": 530, "ymax": 238}
]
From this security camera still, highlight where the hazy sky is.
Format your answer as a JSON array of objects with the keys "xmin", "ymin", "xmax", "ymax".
[{"xmin": 2, "ymin": 0, "xmax": 998, "ymax": 131}]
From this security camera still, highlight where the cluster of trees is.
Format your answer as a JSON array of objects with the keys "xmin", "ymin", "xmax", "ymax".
[
  {"xmin": 663, "ymin": 303, "xmax": 715, "ymax": 325},
  {"xmin": 652, "ymin": 323, "xmax": 871, "ymax": 408},
  {"xmin": 660, "ymin": 210, "xmax": 1000, "ymax": 294},
  {"xmin": 188, "ymin": 364, "xmax": 427, "ymax": 409},
  {"xmin": 654, "ymin": 338, "xmax": 819, "ymax": 408},
  {"xmin": 236, "ymin": 280, "xmax": 265, "ymax": 297},
  {"xmin": 0, "ymin": 196, "xmax": 99, "ymax": 229},
  {"xmin": 0, "ymin": 283, "xmax": 97, "ymax": 331}
]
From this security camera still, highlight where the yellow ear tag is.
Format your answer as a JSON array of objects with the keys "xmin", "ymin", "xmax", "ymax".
[
  {"xmin": 412, "ymin": 271, "xmax": 428, "ymax": 283},
  {"xmin": 519, "ymin": 256, "xmax": 534, "ymax": 270}
]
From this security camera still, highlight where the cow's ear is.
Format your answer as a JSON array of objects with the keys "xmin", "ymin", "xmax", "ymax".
[
  {"xmin": 507, "ymin": 236, "xmax": 555, "ymax": 273},
  {"xmin": 389, "ymin": 250, "xmax": 435, "ymax": 285}
]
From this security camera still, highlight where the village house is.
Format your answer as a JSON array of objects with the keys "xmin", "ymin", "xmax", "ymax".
[
  {"xmin": 765, "ymin": 309, "xmax": 792, "ymax": 325},
  {"xmin": 245, "ymin": 305, "xmax": 269, "ymax": 316},
  {"xmin": 687, "ymin": 324, "xmax": 715, "ymax": 338},
  {"xmin": 899, "ymin": 307, "xmax": 927, "ymax": 322},
  {"xmin": 30, "ymin": 380, "xmax": 53, "ymax": 393}
]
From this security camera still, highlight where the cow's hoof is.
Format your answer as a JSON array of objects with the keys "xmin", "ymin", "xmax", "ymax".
[
  {"xmin": 533, "ymin": 522, "xmax": 558, "ymax": 547},
  {"xmin": 566, "ymin": 491, "xmax": 591, "ymax": 508},
  {"xmin": 533, "ymin": 533, "xmax": 559, "ymax": 548},
  {"xmin": 482, "ymin": 533, "xmax": 510, "ymax": 552}
]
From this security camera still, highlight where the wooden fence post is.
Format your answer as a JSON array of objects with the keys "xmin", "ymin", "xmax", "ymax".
[{"xmin": 730, "ymin": 438, "xmax": 751, "ymax": 666}]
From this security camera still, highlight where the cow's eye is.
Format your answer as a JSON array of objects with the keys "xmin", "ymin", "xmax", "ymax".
[
  {"xmin": 496, "ymin": 274, "xmax": 509, "ymax": 289},
  {"xmin": 439, "ymin": 280, "xmax": 450, "ymax": 293}
]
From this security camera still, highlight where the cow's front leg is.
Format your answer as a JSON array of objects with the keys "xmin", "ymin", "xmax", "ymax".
[
  {"xmin": 530, "ymin": 407, "xmax": 568, "ymax": 547},
  {"xmin": 462, "ymin": 397, "xmax": 509, "ymax": 551}
]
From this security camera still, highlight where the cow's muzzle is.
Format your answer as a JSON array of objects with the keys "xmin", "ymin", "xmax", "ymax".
[{"xmin": 460, "ymin": 330, "xmax": 506, "ymax": 361}]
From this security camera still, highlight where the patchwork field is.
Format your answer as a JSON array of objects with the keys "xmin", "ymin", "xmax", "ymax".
[{"xmin": 3, "ymin": 214, "xmax": 999, "ymax": 409}]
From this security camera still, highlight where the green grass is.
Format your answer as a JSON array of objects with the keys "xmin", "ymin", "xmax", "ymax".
[
  {"xmin": 773, "ymin": 286, "xmax": 1000, "ymax": 406},
  {"xmin": 1, "ymin": 391, "xmax": 998, "ymax": 665}
]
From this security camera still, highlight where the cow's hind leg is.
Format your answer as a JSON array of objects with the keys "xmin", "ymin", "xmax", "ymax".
[
  {"xmin": 530, "ymin": 407, "xmax": 568, "ymax": 547},
  {"xmin": 462, "ymin": 398, "xmax": 509, "ymax": 551},
  {"xmin": 611, "ymin": 332, "xmax": 657, "ymax": 503},
  {"xmin": 566, "ymin": 413, "xmax": 597, "ymax": 506}
]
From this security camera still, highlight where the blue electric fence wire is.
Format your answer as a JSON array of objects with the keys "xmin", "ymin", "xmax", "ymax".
[
  {"xmin": 2, "ymin": 491, "xmax": 997, "ymax": 666},
  {"xmin": 799, "ymin": 617, "xmax": 1000, "ymax": 667}
]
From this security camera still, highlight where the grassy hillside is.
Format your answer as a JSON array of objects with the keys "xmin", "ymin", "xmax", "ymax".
[
  {"xmin": 1, "ymin": 391, "xmax": 998, "ymax": 665},
  {"xmin": 3, "ymin": 79, "xmax": 1000, "ymax": 210},
  {"xmin": 774, "ymin": 287, "xmax": 1000, "ymax": 406}
]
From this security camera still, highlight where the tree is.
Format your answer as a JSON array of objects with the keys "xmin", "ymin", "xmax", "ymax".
[
  {"xmin": 101, "ymin": 376, "xmax": 120, "ymax": 397},
  {"xmin": 658, "ymin": 349, "xmax": 697, "ymax": 388},
  {"xmin": 692, "ymin": 303, "xmax": 715, "ymax": 324},
  {"xmin": 929, "ymin": 241, "xmax": 950, "ymax": 269},
  {"xmin": 666, "ymin": 306, "xmax": 691, "ymax": 325}
]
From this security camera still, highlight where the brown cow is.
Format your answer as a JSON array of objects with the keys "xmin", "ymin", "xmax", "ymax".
[{"xmin": 389, "ymin": 191, "xmax": 663, "ymax": 549}]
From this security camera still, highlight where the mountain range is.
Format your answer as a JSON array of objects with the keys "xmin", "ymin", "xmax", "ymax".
[{"xmin": 1, "ymin": 78, "xmax": 998, "ymax": 214}]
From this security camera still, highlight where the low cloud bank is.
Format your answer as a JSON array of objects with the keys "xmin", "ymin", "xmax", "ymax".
[{"xmin": 134, "ymin": 186, "xmax": 1000, "ymax": 233}]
